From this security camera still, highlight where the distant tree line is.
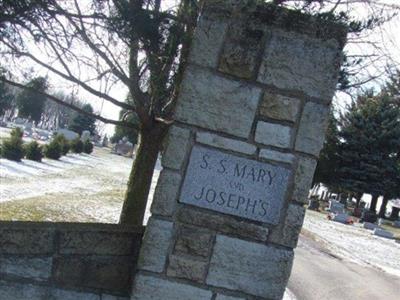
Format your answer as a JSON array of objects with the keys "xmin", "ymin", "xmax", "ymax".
[
  {"xmin": 1, "ymin": 0, "xmax": 399, "ymax": 225},
  {"xmin": 0, "ymin": 75, "xmax": 96, "ymax": 135},
  {"xmin": 313, "ymin": 71, "xmax": 400, "ymax": 219}
]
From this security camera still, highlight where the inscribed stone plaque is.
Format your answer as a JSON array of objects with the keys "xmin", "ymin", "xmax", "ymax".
[{"xmin": 179, "ymin": 145, "xmax": 291, "ymax": 224}]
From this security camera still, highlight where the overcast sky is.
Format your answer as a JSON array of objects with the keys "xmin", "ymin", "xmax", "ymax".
[
  {"xmin": 102, "ymin": 0, "xmax": 400, "ymax": 134},
  {"xmin": 9, "ymin": 0, "xmax": 399, "ymax": 136}
]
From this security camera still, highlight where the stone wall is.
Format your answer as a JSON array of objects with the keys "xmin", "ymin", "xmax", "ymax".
[
  {"xmin": 132, "ymin": 1, "xmax": 346, "ymax": 300},
  {"xmin": 0, "ymin": 221, "xmax": 143, "ymax": 300}
]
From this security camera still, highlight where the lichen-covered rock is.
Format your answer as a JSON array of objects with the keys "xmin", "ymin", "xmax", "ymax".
[
  {"xmin": 175, "ymin": 66, "xmax": 261, "ymax": 139},
  {"xmin": 167, "ymin": 255, "xmax": 208, "ymax": 282},
  {"xmin": 207, "ymin": 235, "xmax": 293, "ymax": 299},
  {"xmin": 196, "ymin": 132, "xmax": 256, "ymax": 155},
  {"xmin": 258, "ymin": 29, "xmax": 341, "ymax": 101},
  {"xmin": 137, "ymin": 218, "xmax": 173, "ymax": 273},
  {"xmin": 268, "ymin": 204, "xmax": 306, "ymax": 248},
  {"xmin": 132, "ymin": 275, "xmax": 212, "ymax": 300},
  {"xmin": 259, "ymin": 148, "xmax": 296, "ymax": 164},
  {"xmin": 177, "ymin": 207, "xmax": 269, "ymax": 242},
  {"xmin": 259, "ymin": 92, "xmax": 301, "ymax": 122},
  {"xmin": 151, "ymin": 169, "xmax": 182, "ymax": 217},
  {"xmin": 255, "ymin": 121, "xmax": 293, "ymax": 149},
  {"xmin": 219, "ymin": 19, "xmax": 264, "ymax": 79},
  {"xmin": 174, "ymin": 225, "xmax": 214, "ymax": 258},
  {"xmin": 293, "ymin": 156, "xmax": 317, "ymax": 204},
  {"xmin": 162, "ymin": 126, "xmax": 191, "ymax": 170},
  {"xmin": 189, "ymin": 17, "xmax": 228, "ymax": 69},
  {"xmin": 295, "ymin": 102, "xmax": 330, "ymax": 156}
]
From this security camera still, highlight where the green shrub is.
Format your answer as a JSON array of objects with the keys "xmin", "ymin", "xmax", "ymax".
[
  {"xmin": 44, "ymin": 139, "xmax": 62, "ymax": 160},
  {"xmin": 83, "ymin": 140, "xmax": 94, "ymax": 154},
  {"xmin": 24, "ymin": 141, "xmax": 43, "ymax": 162},
  {"xmin": 53, "ymin": 134, "xmax": 70, "ymax": 155},
  {"xmin": 70, "ymin": 138, "xmax": 83, "ymax": 153},
  {"xmin": 1, "ymin": 128, "xmax": 24, "ymax": 161}
]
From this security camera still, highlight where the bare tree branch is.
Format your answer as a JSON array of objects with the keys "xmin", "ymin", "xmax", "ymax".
[{"xmin": 0, "ymin": 77, "xmax": 138, "ymax": 129}]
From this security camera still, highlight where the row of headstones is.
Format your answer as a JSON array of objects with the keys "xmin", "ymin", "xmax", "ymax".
[{"xmin": 326, "ymin": 200, "xmax": 398, "ymax": 239}]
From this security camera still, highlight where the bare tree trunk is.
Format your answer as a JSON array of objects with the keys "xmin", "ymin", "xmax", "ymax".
[
  {"xmin": 119, "ymin": 125, "xmax": 166, "ymax": 225},
  {"xmin": 355, "ymin": 193, "xmax": 362, "ymax": 208},
  {"xmin": 378, "ymin": 197, "xmax": 388, "ymax": 218},
  {"xmin": 369, "ymin": 194, "xmax": 379, "ymax": 212},
  {"xmin": 389, "ymin": 207, "xmax": 399, "ymax": 220}
]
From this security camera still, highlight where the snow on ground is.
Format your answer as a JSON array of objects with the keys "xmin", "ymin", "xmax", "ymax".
[
  {"xmin": 0, "ymin": 147, "xmax": 161, "ymax": 223},
  {"xmin": 1, "ymin": 132, "xmax": 397, "ymax": 296},
  {"xmin": 303, "ymin": 210, "xmax": 400, "ymax": 278},
  {"xmin": 283, "ymin": 288, "xmax": 297, "ymax": 300}
]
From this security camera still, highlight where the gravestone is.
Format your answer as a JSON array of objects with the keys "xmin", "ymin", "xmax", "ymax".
[
  {"xmin": 361, "ymin": 210, "xmax": 378, "ymax": 223},
  {"xmin": 373, "ymin": 228, "xmax": 394, "ymax": 239},
  {"xmin": 329, "ymin": 200, "xmax": 345, "ymax": 214},
  {"xmin": 332, "ymin": 213, "xmax": 351, "ymax": 224},
  {"xmin": 378, "ymin": 218, "xmax": 392, "ymax": 226},
  {"xmin": 132, "ymin": 2, "xmax": 347, "ymax": 300},
  {"xmin": 113, "ymin": 137, "xmax": 134, "ymax": 157},
  {"xmin": 363, "ymin": 222, "xmax": 380, "ymax": 230},
  {"xmin": 57, "ymin": 128, "xmax": 79, "ymax": 141},
  {"xmin": 81, "ymin": 130, "xmax": 90, "ymax": 142}
]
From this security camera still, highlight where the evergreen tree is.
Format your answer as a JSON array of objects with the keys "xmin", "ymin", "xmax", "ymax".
[
  {"xmin": 1, "ymin": 127, "xmax": 24, "ymax": 161},
  {"xmin": 385, "ymin": 68, "xmax": 400, "ymax": 97},
  {"xmin": 0, "ymin": 69, "xmax": 13, "ymax": 116},
  {"xmin": 313, "ymin": 110, "xmax": 341, "ymax": 191},
  {"xmin": 68, "ymin": 104, "xmax": 96, "ymax": 135},
  {"xmin": 24, "ymin": 141, "xmax": 43, "ymax": 162},
  {"xmin": 337, "ymin": 93, "xmax": 400, "ymax": 213},
  {"xmin": 111, "ymin": 95, "xmax": 139, "ymax": 144},
  {"xmin": 70, "ymin": 138, "xmax": 84, "ymax": 153},
  {"xmin": 16, "ymin": 77, "xmax": 47, "ymax": 122},
  {"xmin": 2, "ymin": 0, "xmax": 396, "ymax": 225},
  {"xmin": 44, "ymin": 139, "xmax": 62, "ymax": 160}
]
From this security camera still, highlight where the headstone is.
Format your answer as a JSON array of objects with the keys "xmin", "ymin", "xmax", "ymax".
[
  {"xmin": 102, "ymin": 136, "xmax": 109, "ymax": 147},
  {"xmin": 114, "ymin": 137, "xmax": 134, "ymax": 157},
  {"xmin": 308, "ymin": 199, "xmax": 320, "ymax": 211},
  {"xmin": 81, "ymin": 130, "xmax": 90, "ymax": 142},
  {"xmin": 363, "ymin": 222, "xmax": 380, "ymax": 230},
  {"xmin": 14, "ymin": 117, "xmax": 26, "ymax": 125},
  {"xmin": 57, "ymin": 129, "xmax": 79, "ymax": 141},
  {"xmin": 353, "ymin": 207, "xmax": 363, "ymax": 217},
  {"xmin": 132, "ymin": 2, "xmax": 347, "ymax": 299},
  {"xmin": 329, "ymin": 200, "xmax": 345, "ymax": 214},
  {"xmin": 373, "ymin": 228, "xmax": 394, "ymax": 239},
  {"xmin": 378, "ymin": 218, "xmax": 391, "ymax": 226},
  {"xmin": 333, "ymin": 213, "xmax": 351, "ymax": 224},
  {"xmin": 24, "ymin": 122, "xmax": 33, "ymax": 131},
  {"xmin": 389, "ymin": 205, "xmax": 400, "ymax": 220},
  {"xmin": 360, "ymin": 210, "xmax": 378, "ymax": 223}
]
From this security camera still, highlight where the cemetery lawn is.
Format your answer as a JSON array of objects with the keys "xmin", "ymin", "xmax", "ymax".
[
  {"xmin": 1, "ymin": 141, "xmax": 398, "ymax": 285},
  {"xmin": 0, "ymin": 147, "xmax": 159, "ymax": 224},
  {"xmin": 380, "ymin": 224, "xmax": 400, "ymax": 240},
  {"xmin": 302, "ymin": 210, "xmax": 400, "ymax": 277}
]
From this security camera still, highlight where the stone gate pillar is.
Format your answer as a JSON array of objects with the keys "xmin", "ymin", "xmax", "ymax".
[{"xmin": 132, "ymin": 1, "xmax": 347, "ymax": 299}]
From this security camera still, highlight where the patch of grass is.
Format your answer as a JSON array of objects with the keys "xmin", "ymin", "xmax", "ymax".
[
  {"xmin": 0, "ymin": 189, "xmax": 125, "ymax": 223},
  {"xmin": 380, "ymin": 224, "xmax": 400, "ymax": 240}
]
